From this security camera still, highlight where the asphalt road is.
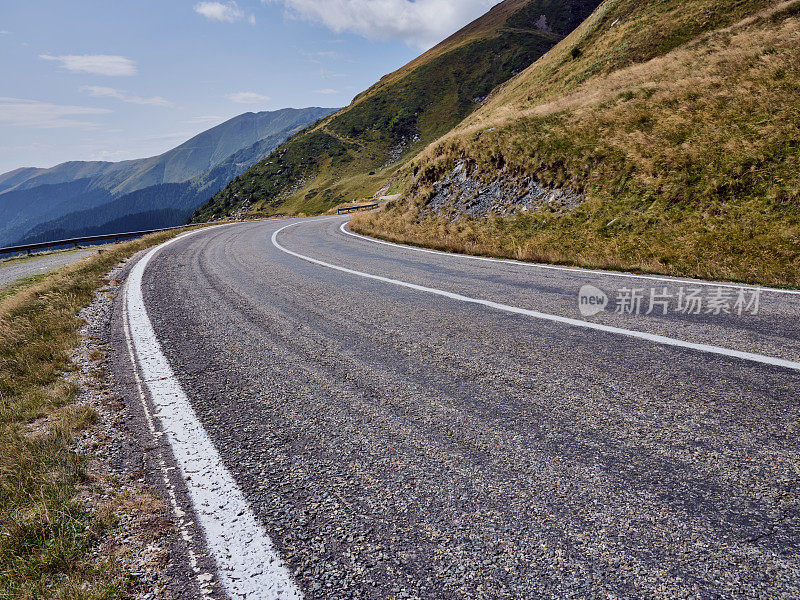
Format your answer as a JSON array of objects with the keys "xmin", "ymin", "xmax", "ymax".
[
  {"xmin": 0, "ymin": 248, "xmax": 97, "ymax": 290},
  {"xmin": 123, "ymin": 216, "xmax": 800, "ymax": 599}
]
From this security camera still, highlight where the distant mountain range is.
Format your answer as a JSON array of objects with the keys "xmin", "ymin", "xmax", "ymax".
[{"xmin": 0, "ymin": 107, "xmax": 337, "ymax": 246}]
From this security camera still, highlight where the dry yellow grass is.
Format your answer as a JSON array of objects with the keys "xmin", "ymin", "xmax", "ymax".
[{"xmin": 356, "ymin": 0, "xmax": 800, "ymax": 287}]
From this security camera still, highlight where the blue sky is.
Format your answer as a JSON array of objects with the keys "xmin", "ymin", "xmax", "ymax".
[{"xmin": 0, "ymin": 0, "xmax": 500, "ymax": 174}]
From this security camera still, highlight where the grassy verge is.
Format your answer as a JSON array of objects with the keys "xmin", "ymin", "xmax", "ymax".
[
  {"xmin": 0, "ymin": 229, "xmax": 189, "ymax": 599},
  {"xmin": 0, "ymin": 275, "xmax": 50, "ymax": 304}
]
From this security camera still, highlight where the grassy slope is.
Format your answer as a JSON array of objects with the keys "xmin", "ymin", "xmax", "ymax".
[
  {"xmin": 354, "ymin": 0, "xmax": 800, "ymax": 287},
  {"xmin": 191, "ymin": 0, "xmax": 602, "ymax": 221},
  {"xmin": 0, "ymin": 231, "xmax": 187, "ymax": 598}
]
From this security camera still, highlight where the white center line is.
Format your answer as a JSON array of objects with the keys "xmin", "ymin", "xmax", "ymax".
[
  {"xmin": 125, "ymin": 226, "xmax": 303, "ymax": 600},
  {"xmin": 274, "ymin": 222, "xmax": 800, "ymax": 372},
  {"xmin": 339, "ymin": 221, "xmax": 800, "ymax": 296}
]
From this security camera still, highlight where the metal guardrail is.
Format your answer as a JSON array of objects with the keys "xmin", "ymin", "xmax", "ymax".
[
  {"xmin": 337, "ymin": 202, "xmax": 379, "ymax": 214},
  {"xmin": 0, "ymin": 224, "xmax": 198, "ymax": 257}
]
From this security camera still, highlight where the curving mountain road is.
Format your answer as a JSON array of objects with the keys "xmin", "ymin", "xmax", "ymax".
[{"xmin": 113, "ymin": 216, "xmax": 800, "ymax": 600}]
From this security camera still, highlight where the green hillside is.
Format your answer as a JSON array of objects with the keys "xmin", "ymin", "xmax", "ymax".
[
  {"xmin": 191, "ymin": 0, "xmax": 602, "ymax": 221},
  {"xmin": 354, "ymin": 0, "xmax": 800, "ymax": 287}
]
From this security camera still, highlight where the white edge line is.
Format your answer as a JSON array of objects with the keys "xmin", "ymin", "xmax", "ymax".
[
  {"xmin": 339, "ymin": 221, "xmax": 800, "ymax": 297},
  {"xmin": 122, "ymin": 269, "xmax": 215, "ymax": 600},
  {"xmin": 276, "ymin": 222, "xmax": 800, "ymax": 373},
  {"xmin": 124, "ymin": 225, "xmax": 303, "ymax": 600}
]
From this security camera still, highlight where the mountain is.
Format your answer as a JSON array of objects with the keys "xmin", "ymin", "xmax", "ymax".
[
  {"xmin": 0, "ymin": 108, "xmax": 338, "ymax": 197},
  {"xmin": 0, "ymin": 107, "xmax": 337, "ymax": 246},
  {"xmin": 14, "ymin": 125, "xmax": 317, "ymax": 245},
  {"xmin": 351, "ymin": 0, "xmax": 800, "ymax": 288},
  {"xmin": 191, "ymin": 0, "xmax": 602, "ymax": 222}
]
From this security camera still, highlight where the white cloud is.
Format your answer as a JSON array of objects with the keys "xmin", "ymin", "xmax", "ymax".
[
  {"xmin": 81, "ymin": 86, "xmax": 174, "ymax": 107},
  {"xmin": 0, "ymin": 30, "xmax": 9, "ymax": 35},
  {"xmin": 7, "ymin": 142, "xmax": 55, "ymax": 154},
  {"xmin": 0, "ymin": 97, "xmax": 111, "ymax": 129},
  {"xmin": 185, "ymin": 115, "xmax": 225, "ymax": 124},
  {"xmin": 40, "ymin": 54, "xmax": 137, "ymax": 76},
  {"xmin": 194, "ymin": 1, "xmax": 245, "ymax": 22},
  {"xmin": 315, "ymin": 88, "xmax": 340, "ymax": 95},
  {"xmin": 249, "ymin": 14, "xmax": 257, "ymax": 25},
  {"xmin": 319, "ymin": 67, "xmax": 346, "ymax": 79},
  {"xmin": 226, "ymin": 91, "xmax": 270, "ymax": 104},
  {"xmin": 301, "ymin": 50, "xmax": 343, "ymax": 64},
  {"xmin": 93, "ymin": 149, "xmax": 134, "ymax": 160},
  {"xmin": 264, "ymin": 0, "xmax": 502, "ymax": 49}
]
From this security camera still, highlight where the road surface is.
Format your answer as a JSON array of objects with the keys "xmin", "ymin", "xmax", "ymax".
[
  {"xmin": 114, "ymin": 216, "xmax": 800, "ymax": 599},
  {"xmin": 0, "ymin": 248, "xmax": 97, "ymax": 290}
]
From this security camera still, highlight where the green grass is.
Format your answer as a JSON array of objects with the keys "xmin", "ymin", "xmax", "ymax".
[
  {"xmin": 354, "ymin": 0, "xmax": 800, "ymax": 288},
  {"xmin": 0, "ymin": 274, "xmax": 49, "ymax": 303},
  {"xmin": 0, "ymin": 230, "xmax": 187, "ymax": 599}
]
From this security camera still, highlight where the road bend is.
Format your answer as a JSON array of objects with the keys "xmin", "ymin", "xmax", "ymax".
[{"xmin": 119, "ymin": 215, "xmax": 800, "ymax": 599}]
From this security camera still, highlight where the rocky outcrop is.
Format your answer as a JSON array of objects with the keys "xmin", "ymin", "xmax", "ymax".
[{"xmin": 422, "ymin": 161, "xmax": 582, "ymax": 219}]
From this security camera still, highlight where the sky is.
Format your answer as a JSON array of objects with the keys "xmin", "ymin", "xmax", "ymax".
[{"xmin": 0, "ymin": 0, "xmax": 501, "ymax": 174}]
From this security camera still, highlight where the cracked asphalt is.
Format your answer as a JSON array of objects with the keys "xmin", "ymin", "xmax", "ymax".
[{"xmin": 126, "ymin": 216, "xmax": 799, "ymax": 599}]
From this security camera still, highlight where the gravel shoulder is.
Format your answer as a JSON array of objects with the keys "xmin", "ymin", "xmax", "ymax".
[{"xmin": 75, "ymin": 253, "xmax": 222, "ymax": 599}]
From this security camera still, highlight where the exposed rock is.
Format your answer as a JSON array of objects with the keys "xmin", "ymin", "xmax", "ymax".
[
  {"xmin": 535, "ymin": 15, "xmax": 552, "ymax": 33},
  {"xmin": 279, "ymin": 174, "xmax": 314, "ymax": 200},
  {"xmin": 230, "ymin": 196, "xmax": 253, "ymax": 220},
  {"xmin": 384, "ymin": 133, "xmax": 421, "ymax": 168},
  {"xmin": 422, "ymin": 161, "xmax": 582, "ymax": 220}
]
